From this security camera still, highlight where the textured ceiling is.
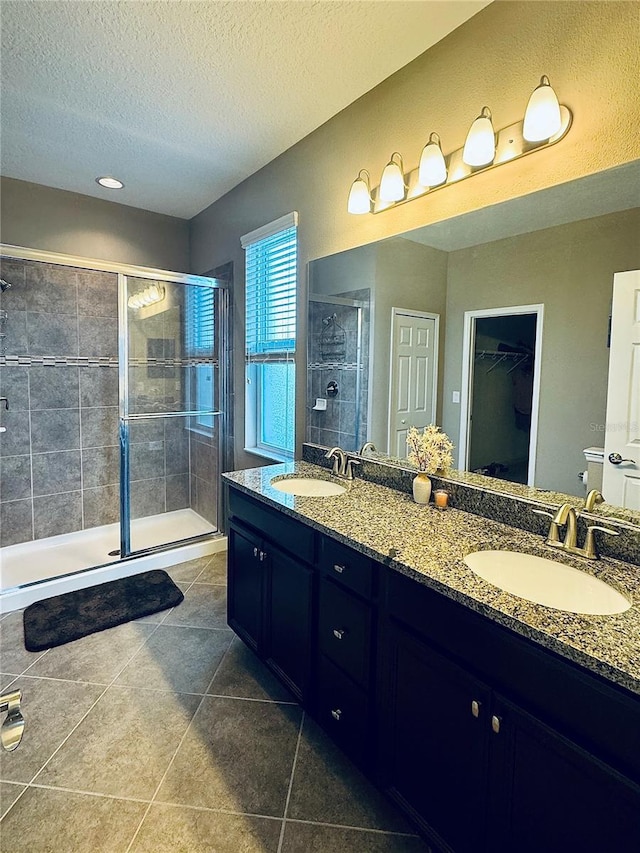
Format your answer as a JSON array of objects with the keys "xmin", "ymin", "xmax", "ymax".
[{"xmin": 0, "ymin": 0, "xmax": 490, "ymax": 219}]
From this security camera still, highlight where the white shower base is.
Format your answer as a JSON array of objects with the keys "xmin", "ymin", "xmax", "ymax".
[{"xmin": 0, "ymin": 508, "xmax": 225, "ymax": 613}]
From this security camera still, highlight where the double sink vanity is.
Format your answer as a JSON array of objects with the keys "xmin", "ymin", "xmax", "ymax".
[{"xmin": 223, "ymin": 455, "xmax": 640, "ymax": 853}]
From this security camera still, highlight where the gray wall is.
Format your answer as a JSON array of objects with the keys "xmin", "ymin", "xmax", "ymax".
[{"xmin": 0, "ymin": 177, "xmax": 189, "ymax": 272}]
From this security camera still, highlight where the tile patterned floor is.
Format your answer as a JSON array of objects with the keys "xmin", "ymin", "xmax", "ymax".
[{"xmin": 0, "ymin": 553, "xmax": 430, "ymax": 852}]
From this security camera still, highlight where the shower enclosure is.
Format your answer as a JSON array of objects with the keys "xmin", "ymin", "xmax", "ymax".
[{"xmin": 0, "ymin": 247, "xmax": 230, "ymax": 603}]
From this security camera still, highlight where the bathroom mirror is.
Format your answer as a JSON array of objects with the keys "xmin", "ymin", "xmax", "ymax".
[{"xmin": 306, "ymin": 161, "xmax": 640, "ymax": 524}]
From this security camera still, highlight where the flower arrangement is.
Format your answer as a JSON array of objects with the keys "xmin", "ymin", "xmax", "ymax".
[{"xmin": 406, "ymin": 424, "xmax": 454, "ymax": 474}]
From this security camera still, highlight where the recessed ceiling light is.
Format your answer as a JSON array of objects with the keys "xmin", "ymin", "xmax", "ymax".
[{"xmin": 96, "ymin": 176, "xmax": 124, "ymax": 189}]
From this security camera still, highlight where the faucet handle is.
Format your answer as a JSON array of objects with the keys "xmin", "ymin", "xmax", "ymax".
[
  {"xmin": 344, "ymin": 458, "xmax": 361, "ymax": 480},
  {"xmin": 532, "ymin": 509, "xmax": 553, "ymax": 518},
  {"xmin": 532, "ymin": 508, "xmax": 562, "ymax": 545},
  {"xmin": 583, "ymin": 524, "xmax": 619, "ymax": 559},
  {"xmin": 586, "ymin": 524, "xmax": 619, "ymax": 537}
]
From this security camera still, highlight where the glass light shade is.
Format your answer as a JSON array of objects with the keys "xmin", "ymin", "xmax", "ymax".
[
  {"xmin": 418, "ymin": 134, "xmax": 447, "ymax": 186},
  {"xmin": 347, "ymin": 173, "xmax": 372, "ymax": 214},
  {"xmin": 379, "ymin": 155, "xmax": 406, "ymax": 202},
  {"xmin": 462, "ymin": 109, "xmax": 495, "ymax": 167},
  {"xmin": 523, "ymin": 76, "xmax": 562, "ymax": 142}
]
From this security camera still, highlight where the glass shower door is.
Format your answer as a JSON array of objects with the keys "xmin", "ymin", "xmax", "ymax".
[{"xmin": 119, "ymin": 274, "xmax": 222, "ymax": 556}]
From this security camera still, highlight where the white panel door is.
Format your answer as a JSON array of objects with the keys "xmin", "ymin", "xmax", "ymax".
[
  {"xmin": 602, "ymin": 270, "xmax": 640, "ymax": 509},
  {"xmin": 388, "ymin": 310, "xmax": 438, "ymax": 458}
]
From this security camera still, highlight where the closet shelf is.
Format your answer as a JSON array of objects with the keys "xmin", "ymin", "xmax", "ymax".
[{"xmin": 475, "ymin": 349, "xmax": 531, "ymax": 374}]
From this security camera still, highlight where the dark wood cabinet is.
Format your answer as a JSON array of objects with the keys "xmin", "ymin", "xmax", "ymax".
[
  {"xmin": 488, "ymin": 694, "xmax": 640, "ymax": 853},
  {"xmin": 381, "ymin": 622, "xmax": 491, "ymax": 853},
  {"xmin": 227, "ymin": 490, "xmax": 316, "ymax": 703},
  {"xmin": 226, "ymin": 484, "xmax": 640, "ymax": 852},
  {"xmin": 227, "ymin": 522, "xmax": 263, "ymax": 653},
  {"xmin": 264, "ymin": 541, "xmax": 314, "ymax": 702}
]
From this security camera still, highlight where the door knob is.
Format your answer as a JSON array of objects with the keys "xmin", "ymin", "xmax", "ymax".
[{"xmin": 608, "ymin": 452, "xmax": 634, "ymax": 465}]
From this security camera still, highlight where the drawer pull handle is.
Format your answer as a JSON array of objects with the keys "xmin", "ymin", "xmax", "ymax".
[
  {"xmin": 331, "ymin": 708, "xmax": 342, "ymax": 721},
  {"xmin": 333, "ymin": 564, "xmax": 345, "ymax": 574},
  {"xmin": 333, "ymin": 628, "xmax": 345, "ymax": 640},
  {"xmin": 253, "ymin": 547, "xmax": 258, "ymax": 558},
  {"xmin": 259, "ymin": 550, "xmax": 267, "ymax": 562},
  {"xmin": 491, "ymin": 714, "xmax": 501, "ymax": 734},
  {"xmin": 471, "ymin": 699, "xmax": 481, "ymax": 718}
]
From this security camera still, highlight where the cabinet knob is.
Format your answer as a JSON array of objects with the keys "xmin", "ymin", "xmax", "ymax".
[
  {"xmin": 471, "ymin": 699, "xmax": 481, "ymax": 718},
  {"xmin": 253, "ymin": 547, "xmax": 258, "ymax": 558},
  {"xmin": 331, "ymin": 708, "xmax": 342, "ymax": 721},
  {"xmin": 332, "ymin": 628, "xmax": 345, "ymax": 640},
  {"xmin": 491, "ymin": 714, "xmax": 502, "ymax": 734},
  {"xmin": 259, "ymin": 550, "xmax": 267, "ymax": 561},
  {"xmin": 333, "ymin": 564, "xmax": 345, "ymax": 574}
]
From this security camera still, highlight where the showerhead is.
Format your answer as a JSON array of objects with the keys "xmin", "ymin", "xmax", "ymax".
[{"xmin": 0, "ymin": 279, "xmax": 12, "ymax": 293}]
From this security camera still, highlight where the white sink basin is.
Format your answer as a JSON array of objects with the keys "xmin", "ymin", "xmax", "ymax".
[
  {"xmin": 464, "ymin": 550, "xmax": 630, "ymax": 615},
  {"xmin": 271, "ymin": 477, "xmax": 346, "ymax": 497}
]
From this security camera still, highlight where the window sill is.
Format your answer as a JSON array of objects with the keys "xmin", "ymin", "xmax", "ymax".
[{"xmin": 244, "ymin": 446, "xmax": 294, "ymax": 464}]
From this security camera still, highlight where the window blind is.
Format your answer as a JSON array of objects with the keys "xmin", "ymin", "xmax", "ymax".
[
  {"xmin": 186, "ymin": 283, "xmax": 215, "ymax": 356},
  {"xmin": 243, "ymin": 213, "xmax": 297, "ymax": 459},
  {"xmin": 245, "ymin": 225, "xmax": 297, "ymax": 359}
]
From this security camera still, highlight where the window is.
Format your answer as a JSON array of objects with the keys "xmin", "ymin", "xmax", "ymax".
[
  {"xmin": 242, "ymin": 212, "xmax": 298, "ymax": 460},
  {"xmin": 185, "ymin": 283, "xmax": 216, "ymax": 433}
]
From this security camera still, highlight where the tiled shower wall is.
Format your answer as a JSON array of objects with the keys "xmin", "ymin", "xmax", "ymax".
[{"xmin": 0, "ymin": 257, "xmax": 217, "ymax": 548}]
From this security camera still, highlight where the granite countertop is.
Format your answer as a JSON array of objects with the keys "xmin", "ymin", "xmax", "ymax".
[{"xmin": 223, "ymin": 461, "xmax": 640, "ymax": 697}]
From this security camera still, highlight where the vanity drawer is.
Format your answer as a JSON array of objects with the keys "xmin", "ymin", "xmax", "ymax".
[
  {"xmin": 319, "ymin": 579, "xmax": 372, "ymax": 688},
  {"xmin": 228, "ymin": 487, "xmax": 315, "ymax": 564},
  {"xmin": 317, "ymin": 655, "xmax": 370, "ymax": 766},
  {"xmin": 319, "ymin": 536, "xmax": 376, "ymax": 599}
]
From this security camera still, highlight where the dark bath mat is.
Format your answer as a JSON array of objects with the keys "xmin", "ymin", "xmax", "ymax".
[{"xmin": 23, "ymin": 570, "xmax": 184, "ymax": 652}]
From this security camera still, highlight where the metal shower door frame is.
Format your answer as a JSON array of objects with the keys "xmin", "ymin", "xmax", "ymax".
[{"xmin": 117, "ymin": 270, "xmax": 229, "ymax": 558}]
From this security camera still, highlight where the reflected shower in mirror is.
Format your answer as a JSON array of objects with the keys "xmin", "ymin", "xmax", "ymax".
[
  {"xmin": 307, "ymin": 285, "xmax": 370, "ymax": 453},
  {"xmin": 306, "ymin": 161, "xmax": 640, "ymax": 521}
]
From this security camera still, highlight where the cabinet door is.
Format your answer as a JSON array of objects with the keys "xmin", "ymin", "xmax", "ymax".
[
  {"xmin": 490, "ymin": 694, "xmax": 640, "ymax": 853},
  {"xmin": 227, "ymin": 522, "xmax": 263, "ymax": 653},
  {"xmin": 264, "ymin": 542, "xmax": 314, "ymax": 703},
  {"xmin": 381, "ymin": 623, "xmax": 491, "ymax": 853}
]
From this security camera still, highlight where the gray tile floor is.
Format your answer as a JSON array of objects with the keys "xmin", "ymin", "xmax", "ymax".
[{"xmin": 0, "ymin": 553, "xmax": 429, "ymax": 852}]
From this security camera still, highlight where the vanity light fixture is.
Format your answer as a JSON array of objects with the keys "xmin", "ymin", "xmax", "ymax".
[
  {"xmin": 348, "ymin": 75, "xmax": 572, "ymax": 215},
  {"xmin": 523, "ymin": 75, "xmax": 562, "ymax": 142},
  {"xmin": 347, "ymin": 169, "xmax": 373, "ymax": 214},
  {"xmin": 418, "ymin": 132, "xmax": 447, "ymax": 187},
  {"xmin": 379, "ymin": 153, "xmax": 407, "ymax": 202},
  {"xmin": 96, "ymin": 176, "xmax": 124, "ymax": 189},
  {"xmin": 462, "ymin": 107, "xmax": 496, "ymax": 167}
]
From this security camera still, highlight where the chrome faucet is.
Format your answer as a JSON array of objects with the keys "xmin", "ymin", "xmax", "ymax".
[
  {"xmin": 534, "ymin": 501, "xmax": 619, "ymax": 559},
  {"xmin": 325, "ymin": 446, "xmax": 361, "ymax": 480}
]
